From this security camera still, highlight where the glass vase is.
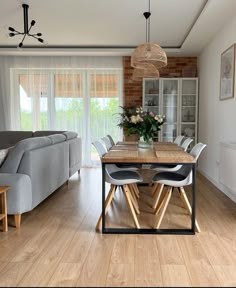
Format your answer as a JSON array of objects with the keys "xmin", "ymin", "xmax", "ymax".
[{"xmin": 138, "ymin": 136, "xmax": 153, "ymax": 149}]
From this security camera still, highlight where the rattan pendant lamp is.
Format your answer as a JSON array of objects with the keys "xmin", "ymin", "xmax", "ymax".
[
  {"xmin": 131, "ymin": 0, "xmax": 167, "ymax": 75},
  {"xmin": 132, "ymin": 63, "xmax": 160, "ymax": 81}
]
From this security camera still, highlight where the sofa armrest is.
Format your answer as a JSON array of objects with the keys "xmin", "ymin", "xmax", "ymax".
[
  {"xmin": 68, "ymin": 137, "xmax": 82, "ymax": 177},
  {"xmin": 0, "ymin": 173, "xmax": 32, "ymax": 215}
]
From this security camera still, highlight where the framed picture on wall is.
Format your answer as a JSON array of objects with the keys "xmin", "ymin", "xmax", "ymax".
[{"xmin": 220, "ymin": 44, "xmax": 235, "ymax": 100}]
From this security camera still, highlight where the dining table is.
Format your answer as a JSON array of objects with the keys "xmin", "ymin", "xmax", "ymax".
[{"xmin": 101, "ymin": 141, "xmax": 197, "ymax": 235}]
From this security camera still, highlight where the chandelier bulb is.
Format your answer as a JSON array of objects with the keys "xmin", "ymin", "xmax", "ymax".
[
  {"xmin": 31, "ymin": 20, "xmax": 36, "ymax": 26},
  {"xmin": 9, "ymin": 27, "xmax": 15, "ymax": 32},
  {"xmin": 9, "ymin": 33, "xmax": 15, "ymax": 37},
  {"xmin": 19, "ymin": 42, "xmax": 23, "ymax": 48},
  {"xmin": 37, "ymin": 33, "xmax": 42, "ymax": 36},
  {"xmin": 38, "ymin": 38, "xmax": 44, "ymax": 43}
]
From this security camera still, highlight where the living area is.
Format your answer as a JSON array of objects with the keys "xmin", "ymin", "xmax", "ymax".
[{"xmin": 1, "ymin": 0, "xmax": 236, "ymax": 287}]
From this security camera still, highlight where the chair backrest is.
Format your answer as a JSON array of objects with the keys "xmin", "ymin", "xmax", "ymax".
[
  {"xmin": 181, "ymin": 138, "xmax": 193, "ymax": 152},
  {"xmin": 107, "ymin": 135, "xmax": 115, "ymax": 146},
  {"xmin": 101, "ymin": 136, "xmax": 113, "ymax": 150},
  {"xmin": 174, "ymin": 135, "xmax": 185, "ymax": 146},
  {"xmin": 92, "ymin": 140, "xmax": 107, "ymax": 158},
  {"xmin": 190, "ymin": 142, "xmax": 207, "ymax": 161},
  {"xmin": 177, "ymin": 142, "xmax": 207, "ymax": 179}
]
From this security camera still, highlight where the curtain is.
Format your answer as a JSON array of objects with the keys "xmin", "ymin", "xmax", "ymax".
[{"xmin": 0, "ymin": 56, "xmax": 123, "ymax": 167}]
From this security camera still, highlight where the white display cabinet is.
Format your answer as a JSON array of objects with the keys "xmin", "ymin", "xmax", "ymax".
[{"xmin": 143, "ymin": 78, "xmax": 198, "ymax": 146}]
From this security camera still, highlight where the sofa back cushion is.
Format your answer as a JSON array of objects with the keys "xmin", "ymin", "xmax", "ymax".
[
  {"xmin": 48, "ymin": 134, "xmax": 66, "ymax": 144},
  {"xmin": 0, "ymin": 137, "xmax": 51, "ymax": 173},
  {"xmin": 63, "ymin": 131, "xmax": 78, "ymax": 140},
  {"xmin": 0, "ymin": 147, "xmax": 12, "ymax": 166},
  {"xmin": 33, "ymin": 131, "xmax": 64, "ymax": 137},
  {"xmin": 0, "ymin": 131, "xmax": 33, "ymax": 149}
]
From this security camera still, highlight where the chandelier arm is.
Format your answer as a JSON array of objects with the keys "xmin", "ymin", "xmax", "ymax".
[
  {"xmin": 27, "ymin": 24, "xmax": 34, "ymax": 35},
  {"xmin": 19, "ymin": 33, "xmax": 27, "ymax": 47}
]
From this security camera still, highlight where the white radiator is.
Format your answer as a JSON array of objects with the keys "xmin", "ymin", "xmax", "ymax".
[{"xmin": 219, "ymin": 141, "xmax": 236, "ymax": 196}]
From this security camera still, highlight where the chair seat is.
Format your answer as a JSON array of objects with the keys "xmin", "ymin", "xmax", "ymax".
[
  {"xmin": 110, "ymin": 170, "xmax": 142, "ymax": 182},
  {"xmin": 150, "ymin": 164, "xmax": 177, "ymax": 169},
  {"xmin": 152, "ymin": 171, "xmax": 186, "ymax": 184},
  {"xmin": 115, "ymin": 163, "xmax": 142, "ymax": 169}
]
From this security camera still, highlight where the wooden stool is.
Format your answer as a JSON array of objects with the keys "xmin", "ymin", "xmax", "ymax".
[{"xmin": 0, "ymin": 186, "xmax": 10, "ymax": 232}]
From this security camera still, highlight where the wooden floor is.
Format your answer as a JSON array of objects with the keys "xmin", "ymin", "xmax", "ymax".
[{"xmin": 1, "ymin": 168, "xmax": 236, "ymax": 287}]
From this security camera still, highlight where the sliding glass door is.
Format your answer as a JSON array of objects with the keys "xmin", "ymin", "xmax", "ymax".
[{"xmin": 16, "ymin": 69, "xmax": 122, "ymax": 166}]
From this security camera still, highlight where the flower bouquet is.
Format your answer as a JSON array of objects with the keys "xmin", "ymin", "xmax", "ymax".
[{"xmin": 117, "ymin": 106, "xmax": 165, "ymax": 145}]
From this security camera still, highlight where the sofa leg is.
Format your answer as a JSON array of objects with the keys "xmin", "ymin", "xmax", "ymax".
[
  {"xmin": 14, "ymin": 214, "xmax": 21, "ymax": 228},
  {"xmin": 78, "ymin": 170, "xmax": 80, "ymax": 175},
  {"xmin": 66, "ymin": 180, "xmax": 69, "ymax": 187}
]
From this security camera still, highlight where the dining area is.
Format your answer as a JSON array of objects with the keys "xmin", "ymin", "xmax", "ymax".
[{"xmin": 93, "ymin": 135, "xmax": 206, "ymax": 235}]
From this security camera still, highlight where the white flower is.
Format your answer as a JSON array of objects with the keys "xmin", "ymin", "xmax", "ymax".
[{"xmin": 130, "ymin": 115, "xmax": 138, "ymax": 124}]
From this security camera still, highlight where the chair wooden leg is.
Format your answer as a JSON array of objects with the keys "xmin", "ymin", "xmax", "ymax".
[
  {"xmin": 151, "ymin": 183, "xmax": 159, "ymax": 197},
  {"xmin": 1, "ymin": 191, "xmax": 8, "ymax": 232},
  {"xmin": 154, "ymin": 187, "xmax": 172, "ymax": 229},
  {"xmin": 95, "ymin": 185, "xmax": 117, "ymax": 231},
  {"xmin": 122, "ymin": 185, "xmax": 140, "ymax": 229},
  {"xmin": 179, "ymin": 187, "xmax": 201, "ymax": 233},
  {"xmin": 154, "ymin": 187, "xmax": 168, "ymax": 215},
  {"xmin": 131, "ymin": 184, "xmax": 140, "ymax": 199},
  {"xmin": 14, "ymin": 214, "xmax": 21, "ymax": 228},
  {"xmin": 127, "ymin": 185, "xmax": 140, "ymax": 215},
  {"xmin": 153, "ymin": 184, "xmax": 164, "ymax": 209}
]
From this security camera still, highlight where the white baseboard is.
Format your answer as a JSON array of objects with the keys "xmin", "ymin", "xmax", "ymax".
[{"xmin": 198, "ymin": 167, "xmax": 236, "ymax": 203}]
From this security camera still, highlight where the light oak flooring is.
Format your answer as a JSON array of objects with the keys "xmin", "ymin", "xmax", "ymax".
[{"xmin": 1, "ymin": 168, "xmax": 236, "ymax": 287}]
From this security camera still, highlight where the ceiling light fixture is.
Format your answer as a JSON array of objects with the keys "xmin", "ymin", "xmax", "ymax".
[
  {"xmin": 131, "ymin": 0, "xmax": 167, "ymax": 76},
  {"xmin": 8, "ymin": 4, "xmax": 44, "ymax": 48},
  {"xmin": 132, "ymin": 63, "xmax": 160, "ymax": 81}
]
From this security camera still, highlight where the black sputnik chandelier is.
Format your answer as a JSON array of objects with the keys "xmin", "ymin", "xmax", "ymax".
[{"xmin": 8, "ymin": 4, "xmax": 44, "ymax": 48}]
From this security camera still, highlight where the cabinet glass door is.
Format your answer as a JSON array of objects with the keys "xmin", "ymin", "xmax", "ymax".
[
  {"xmin": 143, "ymin": 79, "xmax": 160, "ymax": 115},
  {"xmin": 181, "ymin": 79, "xmax": 197, "ymax": 147},
  {"xmin": 161, "ymin": 79, "xmax": 179, "ymax": 142}
]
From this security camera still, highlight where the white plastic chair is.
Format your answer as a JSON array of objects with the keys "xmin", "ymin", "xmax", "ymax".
[
  {"xmin": 174, "ymin": 135, "xmax": 185, "ymax": 146},
  {"xmin": 107, "ymin": 134, "xmax": 115, "ymax": 146},
  {"xmin": 149, "ymin": 138, "xmax": 194, "ymax": 173},
  {"xmin": 151, "ymin": 142, "xmax": 207, "ymax": 231},
  {"xmin": 181, "ymin": 137, "xmax": 193, "ymax": 152},
  {"xmin": 92, "ymin": 140, "xmax": 143, "ymax": 230},
  {"xmin": 101, "ymin": 136, "xmax": 113, "ymax": 150}
]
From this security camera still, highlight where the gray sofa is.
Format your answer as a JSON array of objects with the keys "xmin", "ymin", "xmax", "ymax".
[{"xmin": 0, "ymin": 131, "xmax": 82, "ymax": 227}]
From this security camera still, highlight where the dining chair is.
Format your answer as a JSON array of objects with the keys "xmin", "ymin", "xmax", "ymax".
[
  {"xmin": 151, "ymin": 142, "xmax": 207, "ymax": 231},
  {"xmin": 181, "ymin": 137, "xmax": 193, "ymax": 152},
  {"xmin": 107, "ymin": 134, "xmax": 115, "ymax": 146},
  {"xmin": 174, "ymin": 135, "xmax": 185, "ymax": 146},
  {"xmin": 100, "ymin": 137, "xmax": 142, "ymax": 171},
  {"xmin": 101, "ymin": 136, "xmax": 113, "ymax": 150},
  {"xmin": 149, "ymin": 138, "xmax": 194, "ymax": 174},
  {"xmin": 92, "ymin": 140, "xmax": 143, "ymax": 230}
]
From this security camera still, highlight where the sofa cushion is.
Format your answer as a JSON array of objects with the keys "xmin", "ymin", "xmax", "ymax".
[
  {"xmin": 33, "ymin": 131, "xmax": 65, "ymax": 137},
  {"xmin": 0, "ymin": 137, "xmax": 51, "ymax": 173},
  {"xmin": 0, "ymin": 131, "xmax": 33, "ymax": 149},
  {"xmin": 0, "ymin": 146, "xmax": 14, "ymax": 167},
  {"xmin": 48, "ymin": 134, "xmax": 66, "ymax": 144},
  {"xmin": 63, "ymin": 131, "xmax": 78, "ymax": 140},
  {"xmin": 0, "ymin": 148, "xmax": 10, "ymax": 166}
]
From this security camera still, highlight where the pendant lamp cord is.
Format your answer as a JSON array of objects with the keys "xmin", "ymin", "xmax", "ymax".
[{"xmin": 145, "ymin": 0, "xmax": 151, "ymax": 43}]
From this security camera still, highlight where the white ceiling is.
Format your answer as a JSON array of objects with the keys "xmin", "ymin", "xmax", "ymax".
[{"xmin": 0, "ymin": 0, "xmax": 235, "ymax": 56}]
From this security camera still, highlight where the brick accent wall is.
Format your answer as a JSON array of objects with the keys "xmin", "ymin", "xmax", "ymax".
[{"xmin": 123, "ymin": 56, "xmax": 198, "ymax": 107}]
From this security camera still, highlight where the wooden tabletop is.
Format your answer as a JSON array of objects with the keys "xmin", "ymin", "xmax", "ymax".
[{"xmin": 102, "ymin": 144, "xmax": 196, "ymax": 164}]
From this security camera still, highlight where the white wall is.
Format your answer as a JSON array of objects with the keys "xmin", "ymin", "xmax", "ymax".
[{"xmin": 198, "ymin": 16, "xmax": 236, "ymax": 202}]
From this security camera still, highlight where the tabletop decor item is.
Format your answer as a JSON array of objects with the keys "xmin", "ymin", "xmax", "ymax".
[{"xmin": 117, "ymin": 106, "xmax": 165, "ymax": 147}]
